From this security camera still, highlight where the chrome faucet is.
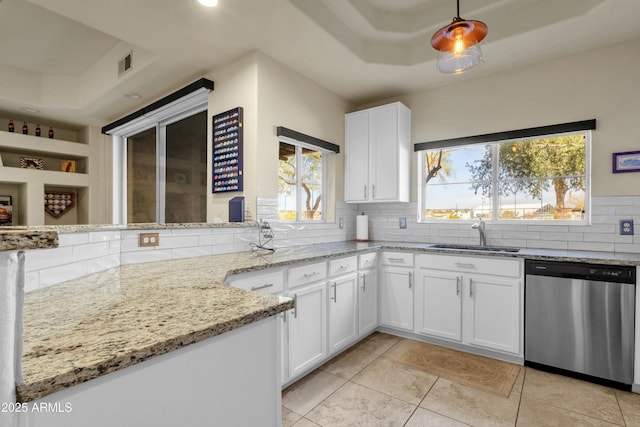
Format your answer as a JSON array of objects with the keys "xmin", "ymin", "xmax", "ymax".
[{"xmin": 471, "ymin": 219, "xmax": 486, "ymax": 247}]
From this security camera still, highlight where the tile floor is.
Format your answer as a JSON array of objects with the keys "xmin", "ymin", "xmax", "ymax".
[{"xmin": 282, "ymin": 333, "xmax": 640, "ymax": 427}]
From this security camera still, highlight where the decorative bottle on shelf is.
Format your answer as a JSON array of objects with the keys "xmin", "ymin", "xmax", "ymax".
[
  {"xmin": 48, "ymin": 126, "xmax": 54, "ymax": 139},
  {"xmin": 22, "ymin": 122, "xmax": 28, "ymax": 134},
  {"xmin": 35, "ymin": 124, "xmax": 41, "ymax": 137},
  {"xmin": 8, "ymin": 120, "xmax": 14, "ymax": 132}
]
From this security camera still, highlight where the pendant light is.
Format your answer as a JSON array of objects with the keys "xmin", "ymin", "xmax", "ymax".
[{"xmin": 431, "ymin": 0, "xmax": 488, "ymax": 74}]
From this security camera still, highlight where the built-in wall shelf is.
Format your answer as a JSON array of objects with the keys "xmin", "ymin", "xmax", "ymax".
[{"xmin": 0, "ymin": 128, "xmax": 92, "ymax": 226}]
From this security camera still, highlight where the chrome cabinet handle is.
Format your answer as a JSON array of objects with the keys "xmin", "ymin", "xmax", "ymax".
[
  {"xmin": 303, "ymin": 271, "xmax": 320, "ymax": 278},
  {"xmin": 282, "ymin": 311, "xmax": 287, "ymax": 323},
  {"xmin": 331, "ymin": 282, "xmax": 337, "ymax": 302},
  {"xmin": 408, "ymin": 271, "xmax": 413, "ymax": 289},
  {"xmin": 293, "ymin": 294, "xmax": 298, "ymax": 318},
  {"xmin": 455, "ymin": 263, "xmax": 476, "ymax": 269},
  {"xmin": 469, "ymin": 278, "xmax": 474, "ymax": 297},
  {"xmin": 372, "ymin": 184, "xmax": 376, "ymax": 199},
  {"xmin": 251, "ymin": 283, "xmax": 274, "ymax": 291},
  {"xmin": 388, "ymin": 257, "xmax": 405, "ymax": 263},
  {"xmin": 364, "ymin": 185, "xmax": 368, "ymax": 199},
  {"xmin": 361, "ymin": 273, "xmax": 366, "ymax": 292},
  {"xmin": 456, "ymin": 276, "xmax": 460, "ymax": 295}
]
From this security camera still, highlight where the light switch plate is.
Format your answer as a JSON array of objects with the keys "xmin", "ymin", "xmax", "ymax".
[
  {"xmin": 399, "ymin": 217, "xmax": 407, "ymax": 229},
  {"xmin": 338, "ymin": 217, "xmax": 344, "ymax": 229},
  {"xmin": 620, "ymin": 219, "xmax": 634, "ymax": 235}
]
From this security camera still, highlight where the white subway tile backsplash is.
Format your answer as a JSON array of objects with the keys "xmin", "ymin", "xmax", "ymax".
[
  {"xmin": 72, "ymin": 242, "xmax": 111, "ymax": 262},
  {"xmin": 89, "ymin": 231, "xmax": 121, "ymax": 242},
  {"xmin": 59, "ymin": 232, "xmax": 89, "ymax": 246},
  {"xmin": 171, "ymin": 246, "xmax": 213, "ymax": 259},
  {"xmin": 39, "ymin": 262, "xmax": 89, "ymax": 288},
  {"xmin": 87, "ymin": 255, "xmax": 120, "ymax": 274},
  {"xmin": 25, "ymin": 247, "xmax": 73, "ymax": 271}
]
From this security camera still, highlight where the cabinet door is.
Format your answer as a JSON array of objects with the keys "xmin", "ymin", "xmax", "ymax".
[
  {"xmin": 466, "ymin": 275, "xmax": 521, "ymax": 354},
  {"xmin": 344, "ymin": 110, "xmax": 370, "ymax": 202},
  {"xmin": 288, "ymin": 282, "xmax": 327, "ymax": 378},
  {"xmin": 370, "ymin": 104, "xmax": 399, "ymax": 201},
  {"xmin": 379, "ymin": 266, "xmax": 414, "ymax": 331},
  {"xmin": 328, "ymin": 274, "xmax": 359, "ymax": 354},
  {"xmin": 415, "ymin": 270, "xmax": 462, "ymax": 342},
  {"xmin": 358, "ymin": 268, "xmax": 378, "ymax": 336}
]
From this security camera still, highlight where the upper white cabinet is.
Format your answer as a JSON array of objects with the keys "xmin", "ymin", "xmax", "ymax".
[{"xmin": 344, "ymin": 102, "xmax": 411, "ymax": 203}]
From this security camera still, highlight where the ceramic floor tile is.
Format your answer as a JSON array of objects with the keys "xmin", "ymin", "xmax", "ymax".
[
  {"xmin": 615, "ymin": 389, "xmax": 640, "ymax": 427},
  {"xmin": 405, "ymin": 407, "xmax": 470, "ymax": 426},
  {"xmin": 293, "ymin": 418, "xmax": 321, "ymax": 427},
  {"xmin": 320, "ymin": 348, "xmax": 378, "ymax": 380},
  {"xmin": 306, "ymin": 381, "xmax": 415, "ymax": 427},
  {"xmin": 516, "ymin": 397, "xmax": 621, "ymax": 427},
  {"xmin": 352, "ymin": 331, "xmax": 402, "ymax": 356},
  {"xmin": 420, "ymin": 378, "xmax": 519, "ymax": 427},
  {"xmin": 352, "ymin": 357, "xmax": 437, "ymax": 404},
  {"xmin": 511, "ymin": 366, "xmax": 525, "ymax": 396},
  {"xmin": 282, "ymin": 370, "xmax": 346, "ymax": 416},
  {"xmin": 382, "ymin": 337, "xmax": 422, "ymax": 361},
  {"xmin": 521, "ymin": 368, "xmax": 624, "ymax": 425},
  {"xmin": 283, "ymin": 406, "xmax": 302, "ymax": 427}
]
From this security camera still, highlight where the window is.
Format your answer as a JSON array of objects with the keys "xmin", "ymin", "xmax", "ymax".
[
  {"xmin": 278, "ymin": 141, "xmax": 325, "ymax": 221},
  {"xmin": 419, "ymin": 131, "xmax": 590, "ymax": 223}
]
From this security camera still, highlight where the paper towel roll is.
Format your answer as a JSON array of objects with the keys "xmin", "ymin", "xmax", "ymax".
[{"xmin": 356, "ymin": 214, "xmax": 369, "ymax": 241}]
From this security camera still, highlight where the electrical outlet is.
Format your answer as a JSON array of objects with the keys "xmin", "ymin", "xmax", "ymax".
[
  {"xmin": 620, "ymin": 219, "xmax": 634, "ymax": 235},
  {"xmin": 399, "ymin": 217, "xmax": 407, "ymax": 229},
  {"xmin": 139, "ymin": 232, "xmax": 159, "ymax": 247},
  {"xmin": 338, "ymin": 217, "xmax": 344, "ymax": 229}
]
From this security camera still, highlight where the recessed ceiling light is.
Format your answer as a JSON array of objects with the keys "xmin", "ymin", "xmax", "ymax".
[
  {"xmin": 198, "ymin": 0, "xmax": 218, "ymax": 7},
  {"xmin": 124, "ymin": 93, "xmax": 142, "ymax": 99},
  {"xmin": 22, "ymin": 107, "xmax": 40, "ymax": 113}
]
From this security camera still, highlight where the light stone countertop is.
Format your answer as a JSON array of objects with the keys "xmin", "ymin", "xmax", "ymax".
[
  {"xmin": 15, "ymin": 240, "xmax": 640, "ymax": 403},
  {"xmin": 0, "ymin": 228, "xmax": 58, "ymax": 251}
]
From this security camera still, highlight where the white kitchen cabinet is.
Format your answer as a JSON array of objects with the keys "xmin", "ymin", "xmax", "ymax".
[
  {"xmin": 415, "ymin": 269, "xmax": 462, "ymax": 341},
  {"xmin": 327, "ymin": 273, "xmax": 359, "ymax": 354},
  {"xmin": 344, "ymin": 102, "xmax": 410, "ymax": 203},
  {"xmin": 466, "ymin": 274, "xmax": 520, "ymax": 354},
  {"xmin": 358, "ymin": 267, "xmax": 378, "ymax": 335},
  {"xmin": 415, "ymin": 254, "xmax": 523, "ymax": 356},
  {"xmin": 379, "ymin": 267, "xmax": 414, "ymax": 331},
  {"xmin": 286, "ymin": 281, "xmax": 327, "ymax": 379}
]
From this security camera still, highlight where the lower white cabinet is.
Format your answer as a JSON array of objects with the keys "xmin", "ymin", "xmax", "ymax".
[
  {"xmin": 286, "ymin": 281, "xmax": 327, "ymax": 379},
  {"xmin": 328, "ymin": 273, "xmax": 358, "ymax": 354},
  {"xmin": 379, "ymin": 265, "xmax": 414, "ymax": 331},
  {"xmin": 415, "ymin": 270, "xmax": 462, "ymax": 341},
  {"xmin": 358, "ymin": 267, "xmax": 378, "ymax": 335},
  {"xmin": 415, "ymin": 254, "xmax": 523, "ymax": 356}
]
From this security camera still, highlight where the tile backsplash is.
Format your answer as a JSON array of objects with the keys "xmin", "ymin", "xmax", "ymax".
[{"xmin": 23, "ymin": 196, "xmax": 638, "ymax": 292}]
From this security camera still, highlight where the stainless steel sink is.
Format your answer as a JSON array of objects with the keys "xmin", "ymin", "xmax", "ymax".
[{"xmin": 430, "ymin": 244, "xmax": 520, "ymax": 253}]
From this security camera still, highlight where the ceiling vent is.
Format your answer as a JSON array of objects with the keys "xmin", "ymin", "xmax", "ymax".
[{"xmin": 118, "ymin": 52, "xmax": 133, "ymax": 77}]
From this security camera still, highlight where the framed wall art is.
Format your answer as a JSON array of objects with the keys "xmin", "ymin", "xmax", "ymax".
[
  {"xmin": 613, "ymin": 150, "xmax": 640, "ymax": 173},
  {"xmin": 20, "ymin": 157, "xmax": 44, "ymax": 170}
]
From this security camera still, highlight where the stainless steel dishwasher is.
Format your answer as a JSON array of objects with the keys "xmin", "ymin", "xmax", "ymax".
[{"xmin": 525, "ymin": 260, "xmax": 636, "ymax": 388}]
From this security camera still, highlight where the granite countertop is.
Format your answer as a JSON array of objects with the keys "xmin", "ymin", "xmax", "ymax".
[
  {"xmin": 0, "ymin": 228, "xmax": 58, "ymax": 251},
  {"xmin": 16, "ymin": 240, "xmax": 640, "ymax": 403}
]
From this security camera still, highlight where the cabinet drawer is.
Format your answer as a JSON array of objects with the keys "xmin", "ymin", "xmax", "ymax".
[
  {"xmin": 359, "ymin": 252, "xmax": 378, "ymax": 270},
  {"xmin": 381, "ymin": 251, "xmax": 414, "ymax": 267},
  {"xmin": 416, "ymin": 254, "xmax": 521, "ymax": 278},
  {"xmin": 227, "ymin": 270, "xmax": 285, "ymax": 294},
  {"xmin": 329, "ymin": 256, "xmax": 357, "ymax": 277},
  {"xmin": 288, "ymin": 261, "xmax": 327, "ymax": 288}
]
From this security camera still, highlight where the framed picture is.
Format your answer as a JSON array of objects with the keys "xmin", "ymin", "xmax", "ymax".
[
  {"xmin": 20, "ymin": 156, "xmax": 44, "ymax": 170},
  {"xmin": 0, "ymin": 195, "xmax": 12, "ymax": 226},
  {"xmin": 613, "ymin": 151, "xmax": 640, "ymax": 173},
  {"xmin": 44, "ymin": 192, "xmax": 75, "ymax": 218},
  {"xmin": 61, "ymin": 160, "xmax": 76, "ymax": 173}
]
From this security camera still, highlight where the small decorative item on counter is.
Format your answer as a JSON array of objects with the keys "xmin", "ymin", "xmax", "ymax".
[
  {"xmin": 44, "ymin": 192, "xmax": 74, "ymax": 218},
  {"xmin": 8, "ymin": 120, "xmax": 14, "ymax": 132},
  {"xmin": 22, "ymin": 122, "xmax": 28, "ymax": 134},
  {"xmin": 35, "ymin": 124, "xmax": 41, "ymax": 137},
  {"xmin": 19, "ymin": 156, "xmax": 44, "ymax": 170},
  {"xmin": 48, "ymin": 126, "xmax": 54, "ymax": 139},
  {"xmin": 61, "ymin": 160, "xmax": 75, "ymax": 173}
]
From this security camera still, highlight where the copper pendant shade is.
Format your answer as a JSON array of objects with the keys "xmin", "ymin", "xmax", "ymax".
[{"xmin": 431, "ymin": 0, "xmax": 488, "ymax": 74}]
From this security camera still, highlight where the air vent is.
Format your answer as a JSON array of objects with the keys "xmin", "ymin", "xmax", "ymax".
[{"xmin": 118, "ymin": 52, "xmax": 133, "ymax": 77}]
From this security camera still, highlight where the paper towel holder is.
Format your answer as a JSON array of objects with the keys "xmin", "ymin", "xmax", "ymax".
[{"xmin": 356, "ymin": 211, "xmax": 369, "ymax": 242}]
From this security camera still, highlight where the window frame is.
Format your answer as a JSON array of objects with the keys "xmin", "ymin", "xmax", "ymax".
[
  {"xmin": 417, "ymin": 129, "xmax": 592, "ymax": 225},
  {"xmin": 278, "ymin": 137, "xmax": 329, "ymax": 222}
]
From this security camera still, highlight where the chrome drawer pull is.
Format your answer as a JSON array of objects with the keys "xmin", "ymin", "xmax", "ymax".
[
  {"xmin": 388, "ymin": 257, "xmax": 405, "ymax": 263},
  {"xmin": 251, "ymin": 283, "xmax": 274, "ymax": 291},
  {"xmin": 303, "ymin": 271, "xmax": 320, "ymax": 278},
  {"xmin": 469, "ymin": 278, "xmax": 474, "ymax": 297},
  {"xmin": 456, "ymin": 276, "xmax": 460, "ymax": 295},
  {"xmin": 361, "ymin": 274, "xmax": 366, "ymax": 292},
  {"xmin": 455, "ymin": 262, "xmax": 476, "ymax": 269},
  {"xmin": 409, "ymin": 271, "xmax": 413, "ymax": 289}
]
